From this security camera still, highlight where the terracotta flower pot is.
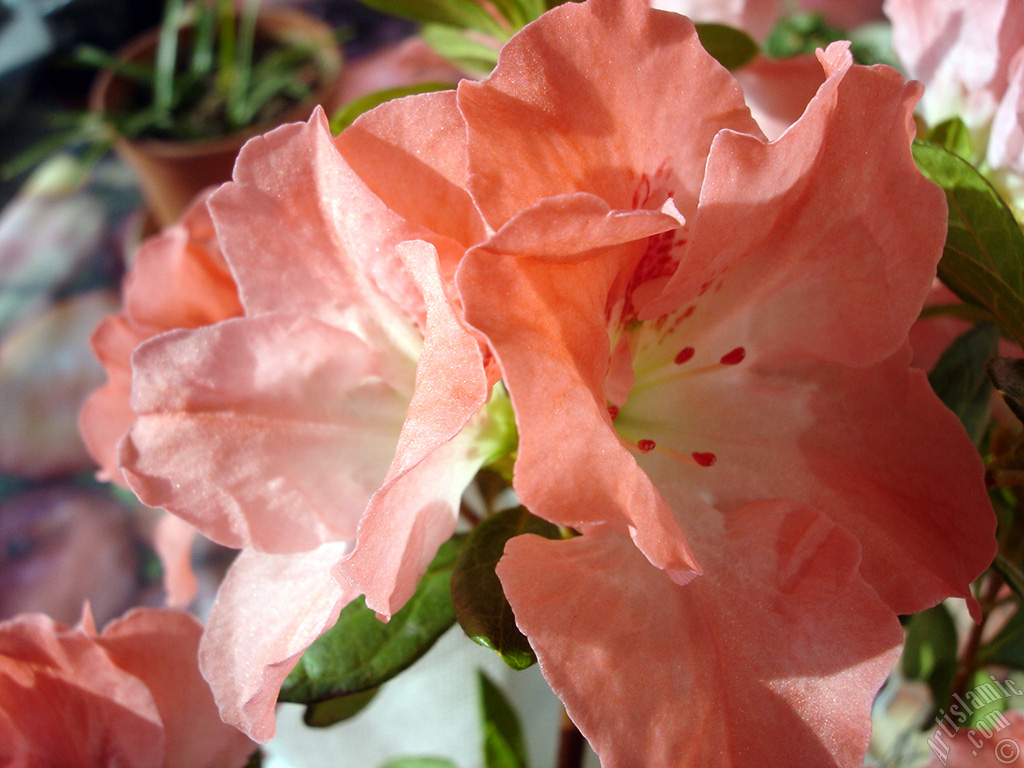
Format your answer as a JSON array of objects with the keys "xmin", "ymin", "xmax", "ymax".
[{"xmin": 88, "ymin": 8, "xmax": 343, "ymax": 227}]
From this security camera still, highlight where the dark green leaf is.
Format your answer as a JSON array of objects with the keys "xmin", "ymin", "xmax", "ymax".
[
  {"xmin": 302, "ymin": 687, "xmax": 380, "ymax": 727},
  {"xmin": 903, "ymin": 604, "xmax": 959, "ymax": 708},
  {"xmin": 280, "ymin": 537, "xmax": 463, "ymax": 703},
  {"xmin": 964, "ymin": 669, "xmax": 1010, "ymax": 729},
  {"xmin": 927, "ymin": 322, "xmax": 998, "ymax": 444},
  {"xmin": 764, "ymin": 13, "xmax": 843, "ymax": 59},
  {"xmin": 451, "ymin": 508, "xmax": 560, "ymax": 670},
  {"xmin": 694, "ymin": 24, "xmax": 759, "ymax": 71},
  {"xmin": 988, "ymin": 357, "xmax": 1024, "ymax": 425},
  {"xmin": 421, "ymin": 24, "xmax": 500, "ymax": 77},
  {"xmin": 913, "ymin": 140, "xmax": 1024, "ymax": 347},
  {"xmin": 331, "ymin": 82, "xmax": 456, "ymax": 133},
  {"xmin": 926, "ymin": 118, "xmax": 975, "ymax": 161},
  {"xmin": 380, "ymin": 759, "xmax": 459, "ymax": 768},
  {"xmin": 355, "ymin": 0, "xmax": 508, "ymax": 38},
  {"xmin": 478, "ymin": 671, "xmax": 528, "ymax": 768}
]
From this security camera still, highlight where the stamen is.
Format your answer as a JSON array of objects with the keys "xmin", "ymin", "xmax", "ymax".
[
  {"xmin": 607, "ymin": 405, "xmax": 620, "ymax": 420},
  {"xmin": 692, "ymin": 452, "xmax": 717, "ymax": 467},
  {"xmin": 637, "ymin": 439, "xmax": 656, "ymax": 453}
]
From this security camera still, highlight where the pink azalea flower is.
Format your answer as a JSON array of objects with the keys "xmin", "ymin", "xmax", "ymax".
[
  {"xmin": 884, "ymin": 0, "xmax": 1024, "ymax": 132},
  {"xmin": 446, "ymin": 0, "xmax": 995, "ymax": 764},
  {"xmin": 0, "ymin": 605, "xmax": 255, "ymax": 767},
  {"xmin": 114, "ymin": 107, "xmax": 497, "ymax": 739}
]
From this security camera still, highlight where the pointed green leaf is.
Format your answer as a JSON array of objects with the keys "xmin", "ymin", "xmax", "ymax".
[
  {"xmin": 380, "ymin": 759, "xmax": 459, "ymax": 768},
  {"xmin": 355, "ymin": 0, "xmax": 508, "ymax": 38},
  {"xmin": 279, "ymin": 536, "xmax": 463, "ymax": 703},
  {"xmin": 451, "ymin": 508, "xmax": 560, "ymax": 670},
  {"xmin": 302, "ymin": 687, "xmax": 379, "ymax": 727},
  {"xmin": 927, "ymin": 322, "xmax": 999, "ymax": 444},
  {"xmin": 331, "ymin": 82, "xmax": 455, "ymax": 133},
  {"xmin": 421, "ymin": 24, "xmax": 500, "ymax": 78},
  {"xmin": 694, "ymin": 23, "xmax": 758, "ymax": 71},
  {"xmin": 987, "ymin": 357, "xmax": 1024, "ymax": 425},
  {"xmin": 912, "ymin": 140, "xmax": 1024, "ymax": 347},
  {"xmin": 478, "ymin": 671, "xmax": 529, "ymax": 768},
  {"xmin": 926, "ymin": 118, "xmax": 975, "ymax": 161}
]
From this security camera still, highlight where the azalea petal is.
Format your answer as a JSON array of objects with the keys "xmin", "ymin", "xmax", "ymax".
[
  {"xmin": 0, "ymin": 613, "xmax": 165, "ymax": 767},
  {"xmin": 210, "ymin": 107, "xmax": 427, "ymax": 341},
  {"xmin": 121, "ymin": 314, "xmax": 412, "ymax": 552},
  {"xmin": 734, "ymin": 53, "xmax": 825, "ymax": 141},
  {"xmin": 498, "ymin": 502, "xmax": 902, "ymax": 768},
  {"xmin": 342, "ymin": 243, "xmax": 491, "ymax": 617},
  {"xmin": 97, "ymin": 608, "xmax": 255, "ymax": 768},
  {"xmin": 646, "ymin": 43, "xmax": 946, "ymax": 368},
  {"xmin": 153, "ymin": 514, "xmax": 199, "ymax": 609},
  {"xmin": 199, "ymin": 543, "xmax": 357, "ymax": 742},
  {"xmin": 650, "ymin": 0, "xmax": 779, "ymax": 40},
  {"xmin": 336, "ymin": 90, "xmax": 487, "ymax": 252},
  {"xmin": 624, "ymin": 345, "xmax": 995, "ymax": 615},
  {"xmin": 457, "ymin": 0, "xmax": 761, "ymax": 229},
  {"xmin": 459, "ymin": 241, "xmax": 700, "ymax": 581}
]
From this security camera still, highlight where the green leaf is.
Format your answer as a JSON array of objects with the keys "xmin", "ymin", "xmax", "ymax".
[
  {"xmin": 903, "ymin": 604, "xmax": 959, "ymax": 708},
  {"xmin": 992, "ymin": 554, "xmax": 1024, "ymax": 603},
  {"xmin": 355, "ymin": 0, "xmax": 508, "ymax": 38},
  {"xmin": 764, "ymin": 12, "xmax": 843, "ymax": 59},
  {"xmin": 380, "ymin": 759, "xmax": 459, "ymax": 768},
  {"xmin": 478, "ymin": 671, "xmax": 529, "ymax": 768},
  {"xmin": 302, "ymin": 687, "xmax": 379, "ymax": 727},
  {"xmin": 927, "ymin": 322, "xmax": 999, "ymax": 444},
  {"xmin": 987, "ymin": 357, "xmax": 1024, "ymax": 425},
  {"xmin": 926, "ymin": 118, "xmax": 975, "ymax": 161},
  {"xmin": 694, "ymin": 23, "xmax": 758, "ymax": 71},
  {"xmin": 421, "ymin": 24, "xmax": 500, "ymax": 77},
  {"xmin": 279, "ymin": 537, "xmax": 463, "ymax": 703},
  {"xmin": 451, "ymin": 508, "xmax": 560, "ymax": 670},
  {"xmin": 912, "ymin": 140, "xmax": 1024, "ymax": 347},
  {"xmin": 330, "ymin": 82, "xmax": 456, "ymax": 133}
]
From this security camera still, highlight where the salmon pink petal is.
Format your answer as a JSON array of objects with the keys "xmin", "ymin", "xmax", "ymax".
[
  {"xmin": 0, "ymin": 613, "xmax": 164, "ymax": 767},
  {"xmin": 647, "ymin": 43, "xmax": 946, "ymax": 368},
  {"xmin": 459, "ymin": 242, "xmax": 700, "ymax": 582},
  {"xmin": 210, "ymin": 108, "xmax": 427, "ymax": 337},
  {"xmin": 153, "ymin": 514, "xmax": 199, "ymax": 608},
  {"xmin": 457, "ymin": 0, "xmax": 762, "ymax": 229},
  {"xmin": 121, "ymin": 314, "xmax": 412, "ymax": 552},
  {"xmin": 735, "ymin": 53, "xmax": 826, "ymax": 141},
  {"xmin": 341, "ymin": 241, "xmax": 492, "ymax": 617},
  {"xmin": 336, "ymin": 90, "xmax": 487, "ymax": 252},
  {"xmin": 97, "ymin": 608, "xmax": 255, "ymax": 768},
  {"xmin": 498, "ymin": 502, "xmax": 902, "ymax": 768},
  {"xmin": 199, "ymin": 543, "xmax": 357, "ymax": 742}
]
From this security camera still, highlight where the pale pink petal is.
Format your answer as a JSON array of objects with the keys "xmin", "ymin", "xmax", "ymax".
[
  {"xmin": 646, "ymin": 43, "xmax": 946, "ymax": 368},
  {"xmin": 121, "ymin": 314, "xmax": 412, "ymax": 552},
  {"xmin": 153, "ymin": 514, "xmax": 199, "ymax": 609},
  {"xmin": 884, "ymin": 0, "xmax": 1024, "ymax": 129},
  {"xmin": 458, "ymin": 0, "xmax": 762, "ymax": 229},
  {"xmin": 199, "ymin": 543, "xmax": 357, "ymax": 742},
  {"xmin": 649, "ymin": 0, "xmax": 778, "ymax": 40},
  {"xmin": 336, "ymin": 36, "xmax": 464, "ymax": 105},
  {"xmin": 341, "ymin": 241, "xmax": 491, "ymax": 617},
  {"xmin": 989, "ymin": 49, "xmax": 1024, "ymax": 176},
  {"xmin": 97, "ymin": 608, "xmax": 255, "ymax": 768},
  {"xmin": 498, "ymin": 502, "xmax": 902, "ymax": 768},
  {"xmin": 623, "ymin": 345, "xmax": 994, "ymax": 616}
]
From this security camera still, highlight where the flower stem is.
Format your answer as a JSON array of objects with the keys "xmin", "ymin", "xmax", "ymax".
[{"xmin": 556, "ymin": 707, "xmax": 586, "ymax": 768}]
